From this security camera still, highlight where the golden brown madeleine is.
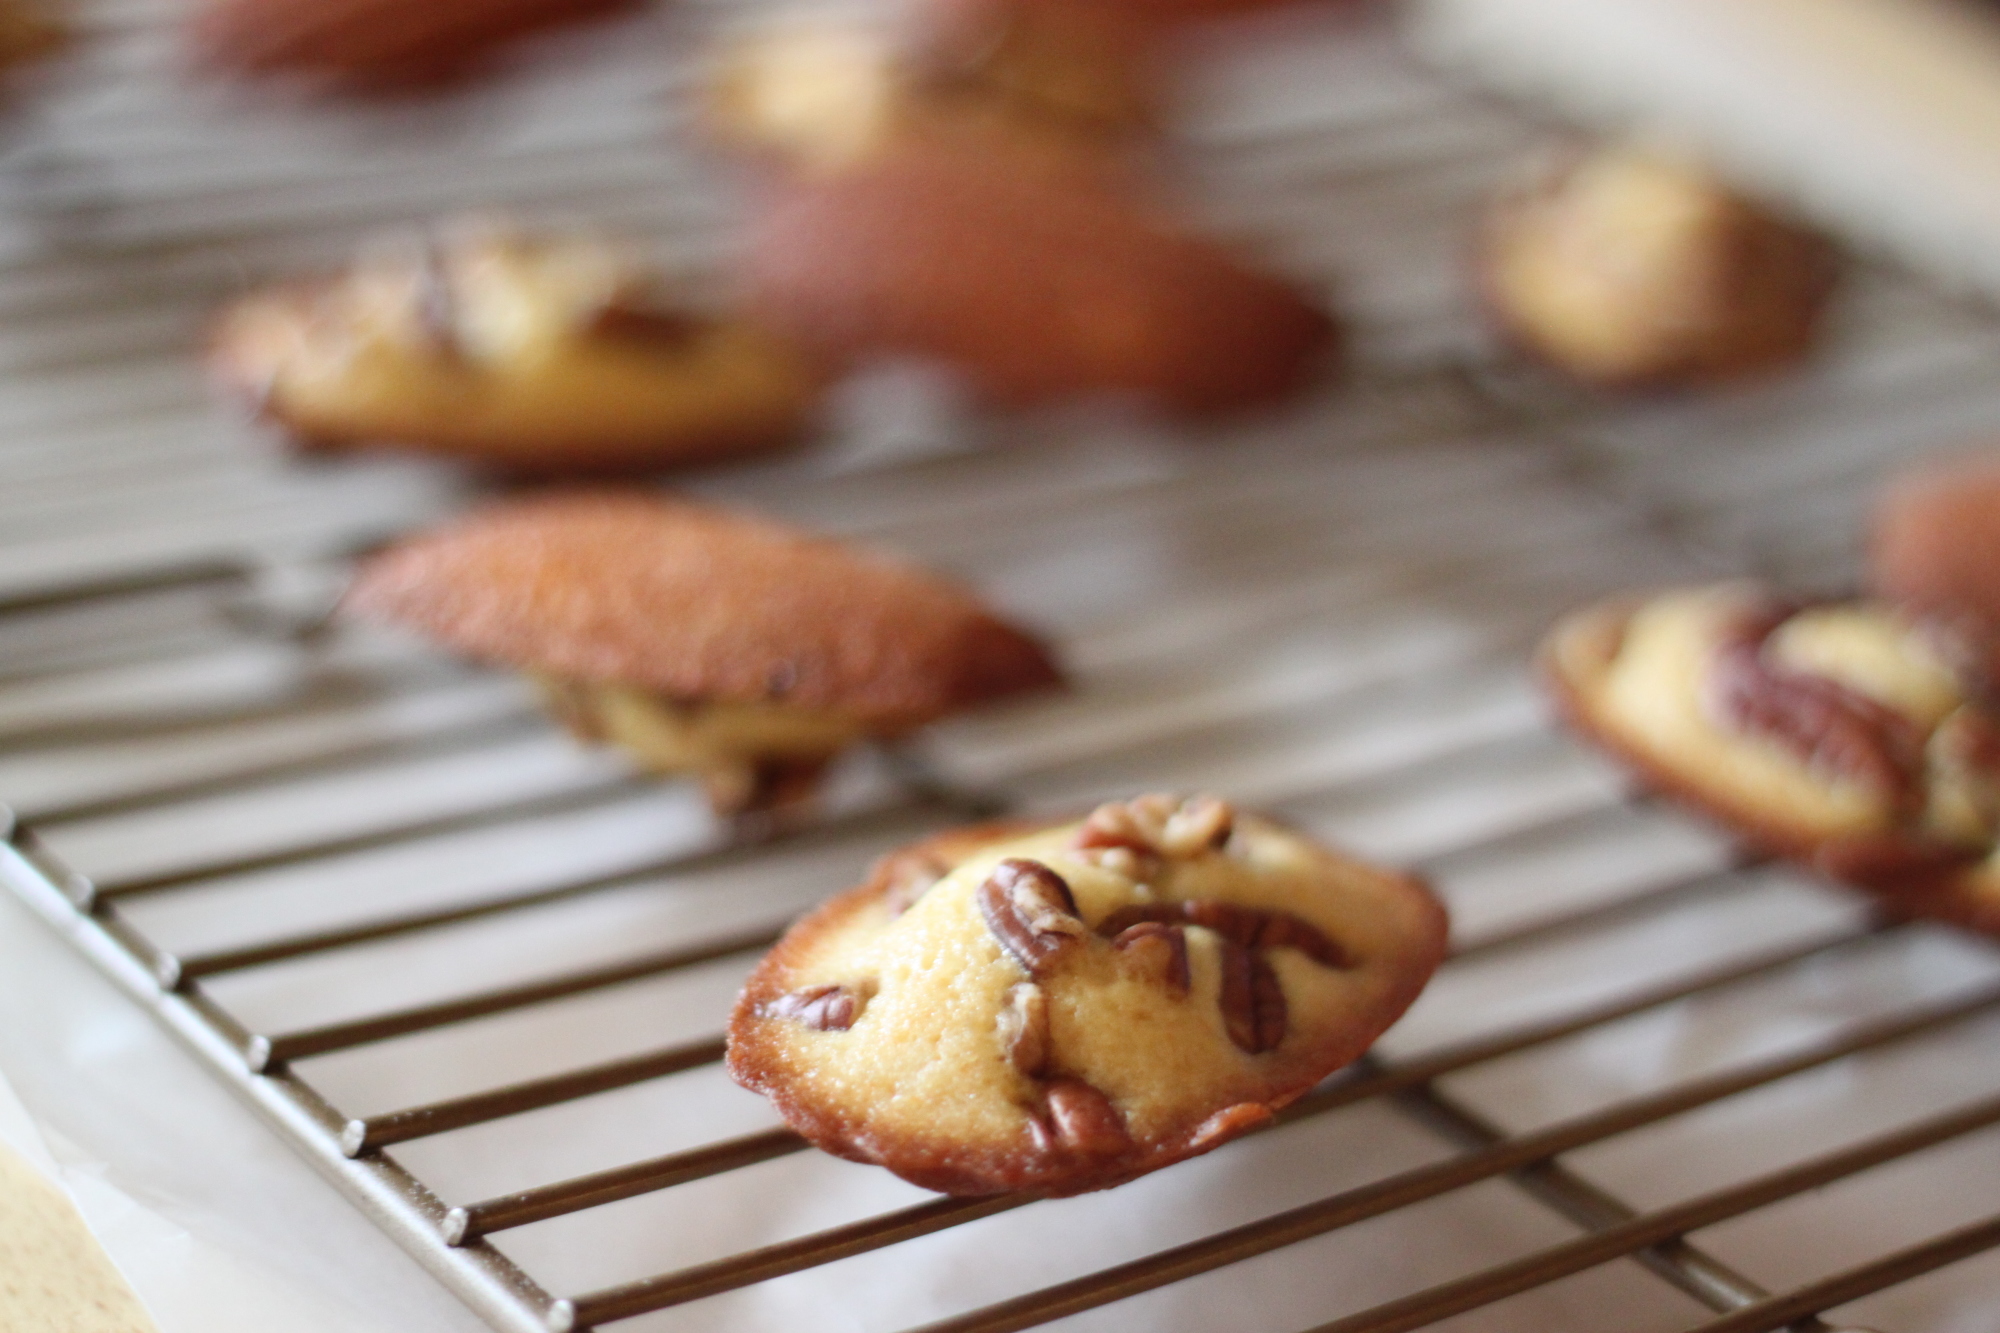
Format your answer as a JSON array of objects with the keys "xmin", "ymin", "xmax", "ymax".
[
  {"xmin": 744, "ymin": 140, "xmax": 1337, "ymax": 414},
  {"xmin": 189, "ymin": 0, "xmax": 640, "ymax": 93},
  {"xmin": 343, "ymin": 492, "xmax": 1063, "ymax": 811},
  {"xmin": 1543, "ymin": 583, "xmax": 2000, "ymax": 929},
  {"xmin": 728, "ymin": 794, "xmax": 1447, "ymax": 1196},
  {"xmin": 1873, "ymin": 453, "xmax": 2000, "ymax": 640},
  {"xmin": 210, "ymin": 224, "xmax": 826, "ymax": 474},
  {"xmin": 1481, "ymin": 145, "xmax": 1837, "ymax": 388}
]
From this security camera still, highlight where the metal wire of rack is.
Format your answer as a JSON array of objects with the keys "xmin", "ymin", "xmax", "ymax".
[
  {"xmin": 12, "ymin": 388, "xmax": 2000, "ymax": 1333},
  {"xmin": 8, "ymin": 3, "xmax": 2000, "ymax": 1333}
]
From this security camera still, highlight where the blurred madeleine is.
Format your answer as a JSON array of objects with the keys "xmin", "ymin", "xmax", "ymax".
[
  {"xmin": 745, "ymin": 138, "xmax": 1336, "ymax": 415},
  {"xmin": 1481, "ymin": 143, "xmax": 1838, "ymax": 387},
  {"xmin": 212, "ymin": 222, "xmax": 826, "ymax": 473}
]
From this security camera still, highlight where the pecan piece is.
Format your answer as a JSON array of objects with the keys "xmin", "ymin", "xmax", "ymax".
[
  {"xmin": 764, "ymin": 982, "xmax": 868, "ymax": 1031},
  {"xmin": 1161, "ymin": 794, "xmax": 1235, "ymax": 855},
  {"xmin": 1074, "ymin": 792, "xmax": 1235, "ymax": 861},
  {"xmin": 1185, "ymin": 901, "xmax": 1343, "ymax": 967},
  {"xmin": 997, "ymin": 982, "xmax": 1051, "ymax": 1076},
  {"xmin": 1110, "ymin": 921, "xmax": 1190, "ymax": 994},
  {"xmin": 1253, "ymin": 913, "xmax": 1345, "ymax": 966},
  {"xmin": 1073, "ymin": 802, "xmax": 1157, "ymax": 860},
  {"xmin": 978, "ymin": 858, "xmax": 1086, "ymax": 977},
  {"xmin": 1704, "ymin": 610, "xmax": 1924, "ymax": 806},
  {"xmin": 1096, "ymin": 900, "xmax": 1346, "ymax": 969},
  {"xmin": 1217, "ymin": 940, "xmax": 1286, "ymax": 1054},
  {"xmin": 1031, "ymin": 1078, "xmax": 1132, "ymax": 1159}
]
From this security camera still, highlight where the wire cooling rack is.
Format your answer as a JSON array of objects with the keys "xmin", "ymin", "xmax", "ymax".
[{"xmin": 9, "ymin": 3, "xmax": 2000, "ymax": 1333}]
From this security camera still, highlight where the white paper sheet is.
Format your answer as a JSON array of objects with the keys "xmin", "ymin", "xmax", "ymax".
[{"xmin": 0, "ymin": 886, "xmax": 489, "ymax": 1333}]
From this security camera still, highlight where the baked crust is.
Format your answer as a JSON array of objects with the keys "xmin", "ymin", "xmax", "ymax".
[
  {"xmin": 1541, "ymin": 591, "xmax": 2000, "ymax": 909},
  {"xmin": 209, "ymin": 228, "xmax": 827, "ymax": 475},
  {"xmin": 727, "ymin": 799, "xmax": 1448, "ymax": 1196},
  {"xmin": 341, "ymin": 491, "xmax": 1063, "ymax": 729},
  {"xmin": 743, "ymin": 139, "xmax": 1337, "ymax": 415},
  {"xmin": 190, "ymin": 0, "xmax": 639, "ymax": 93}
]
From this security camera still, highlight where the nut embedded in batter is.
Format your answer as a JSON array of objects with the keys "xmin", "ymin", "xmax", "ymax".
[
  {"xmin": 727, "ymin": 795, "xmax": 1447, "ymax": 1195},
  {"xmin": 211, "ymin": 223, "xmax": 828, "ymax": 474},
  {"xmin": 1543, "ymin": 583, "xmax": 2000, "ymax": 934}
]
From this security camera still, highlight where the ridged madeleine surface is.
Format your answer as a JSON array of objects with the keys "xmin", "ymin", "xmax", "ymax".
[{"xmin": 343, "ymin": 491, "xmax": 1062, "ymax": 727}]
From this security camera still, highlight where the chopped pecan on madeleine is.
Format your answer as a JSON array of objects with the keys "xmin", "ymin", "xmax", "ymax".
[
  {"xmin": 210, "ymin": 223, "xmax": 826, "ymax": 474},
  {"xmin": 704, "ymin": 0, "xmax": 1159, "ymax": 177},
  {"xmin": 1480, "ymin": 144, "xmax": 1837, "ymax": 387},
  {"xmin": 744, "ymin": 138, "xmax": 1336, "ymax": 414},
  {"xmin": 1544, "ymin": 583, "xmax": 2000, "ymax": 931},
  {"xmin": 189, "ymin": 0, "xmax": 640, "ymax": 93},
  {"xmin": 727, "ymin": 794, "xmax": 1447, "ymax": 1196},
  {"xmin": 342, "ymin": 491, "xmax": 1062, "ymax": 814}
]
